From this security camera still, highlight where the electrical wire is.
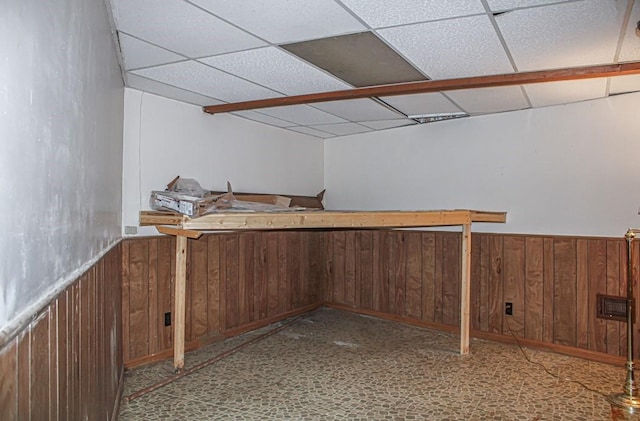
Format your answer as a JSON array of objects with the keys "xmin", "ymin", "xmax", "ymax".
[{"xmin": 505, "ymin": 318, "xmax": 609, "ymax": 398}]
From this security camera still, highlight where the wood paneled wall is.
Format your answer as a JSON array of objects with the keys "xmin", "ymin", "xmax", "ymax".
[
  {"xmin": 0, "ymin": 243, "xmax": 123, "ymax": 421},
  {"xmin": 121, "ymin": 231, "xmax": 325, "ymax": 365},
  {"xmin": 325, "ymin": 231, "xmax": 639, "ymax": 358},
  {"xmin": 122, "ymin": 229, "xmax": 638, "ymax": 366}
]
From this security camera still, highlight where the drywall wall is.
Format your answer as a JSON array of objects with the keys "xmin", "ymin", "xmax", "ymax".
[
  {"xmin": 325, "ymin": 92, "xmax": 640, "ymax": 237},
  {"xmin": 122, "ymin": 89, "xmax": 325, "ymax": 236},
  {"xmin": 0, "ymin": 0, "xmax": 124, "ymax": 340}
]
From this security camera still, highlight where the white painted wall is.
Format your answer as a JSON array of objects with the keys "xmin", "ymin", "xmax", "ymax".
[
  {"xmin": 122, "ymin": 89, "xmax": 325, "ymax": 236},
  {"xmin": 325, "ymin": 92, "xmax": 640, "ymax": 237},
  {"xmin": 0, "ymin": 0, "xmax": 124, "ymax": 337}
]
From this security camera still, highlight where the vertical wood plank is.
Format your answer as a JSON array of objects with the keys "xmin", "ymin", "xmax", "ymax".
[
  {"xmin": 394, "ymin": 232, "xmax": 406, "ymax": 317},
  {"xmin": 372, "ymin": 231, "xmax": 381, "ymax": 312},
  {"xmin": 460, "ymin": 224, "xmax": 471, "ymax": 355},
  {"xmin": 576, "ymin": 239, "xmax": 589, "ymax": 349},
  {"xmin": 80, "ymin": 274, "xmax": 90, "ymax": 420},
  {"xmin": 157, "ymin": 237, "xmax": 173, "ymax": 350},
  {"xmin": 353, "ymin": 232, "xmax": 362, "ymax": 308},
  {"xmin": 147, "ymin": 239, "xmax": 159, "ymax": 354},
  {"xmin": 299, "ymin": 233, "xmax": 310, "ymax": 307},
  {"xmin": 49, "ymin": 300, "xmax": 58, "ymax": 421},
  {"xmin": 344, "ymin": 231, "xmax": 357, "ymax": 306},
  {"xmin": 380, "ymin": 231, "xmax": 393, "ymax": 314},
  {"xmin": 226, "ymin": 235, "xmax": 240, "ymax": 329},
  {"xmin": 333, "ymin": 232, "xmax": 346, "ymax": 305},
  {"xmin": 69, "ymin": 282, "xmax": 79, "ymax": 421},
  {"xmin": 128, "ymin": 240, "xmax": 149, "ymax": 359},
  {"xmin": 405, "ymin": 232, "xmax": 422, "ymax": 320},
  {"xmin": 421, "ymin": 233, "xmax": 436, "ymax": 323},
  {"xmin": 242, "ymin": 233, "xmax": 255, "ymax": 324},
  {"xmin": 254, "ymin": 233, "xmax": 268, "ymax": 320},
  {"xmin": 17, "ymin": 328, "xmax": 30, "ymax": 420},
  {"xmin": 359, "ymin": 231, "xmax": 374, "ymax": 310},
  {"xmin": 121, "ymin": 241, "xmax": 130, "ymax": 363},
  {"xmin": 267, "ymin": 233, "xmax": 280, "ymax": 317},
  {"xmin": 470, "ymin": 234, "xmax": 482, "ymax": 331},
  {"xmin": 308, "ymin": 232, "xmax": 324, "ymax": 304},
  {"xmin": 606, "ymin": 240, "xmax": 621, "ymax": 355},
  {"xmin": 620, "ymin": 238, "xmax": 628, "ymax": 356},
  {"xmin": 433, "ymin": 233, "xmax": 444, "ymax": 324},
  {"xmin": 57, "ymin": 291, "xmax": 69, "ymax": 421},
  {"xmin": 0, "ymin": 338, "xmax": 18, "ymax": 420},
  {"xmin": 543, "ymin": 238, "xmax": 555, "ymax": 344},
  {"xmin": 218, "ymin": 236, "xmax": 227, "ymax": 333},
  {"xmin": 207, "ymin": 236, "xmax": 221, "ymax": 335},
  {"xmin": 277, "ymin": 232, "xmax": 289, "ymax": 314},
  {"xmin": 324, "ymin": 232, "xmax": 335, "ymax": 304},
  {"xmin": 503, "ymin": 236, "xmax": 525, "ymax": 337},
  {"xmin": 190, "ymin": 237, "xmax": 209, "ymax": 339},
  {"xmin": 30, "ymin": 312, "xmax": 50, "ymax": 421},
  {"xmin": 479, "ymin": 235, "xmax": 490, "ymax": 332},
  {"xmin": 553, "ymin": 238, "xmax": 577, "ymax": 347},
  {"xmin": 174, "ymin": 235, "xmax": 187, "ymax": 370},
  {"xmin": 288, "ymin": 232, "xmax": 301, "ymax": 309},
  {"xmin": 488, "ymin": 236, "xmax": 504, "ymax": 334},
  {"xmin": 524, "ymin": 237, "xmax": 544, "ymax": 342},
  {"xmin": 441, "ymin": 232, "xmax": 460, "ymax": 326}
]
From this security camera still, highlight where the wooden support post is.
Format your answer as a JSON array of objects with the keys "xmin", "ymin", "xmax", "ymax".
[
  {"xmin": 460, "ymin": 223, "xmax": 472, "ymax": 355},
  {"xmin": 174, "ymin": 234, "xmax": 187, "ymax": 371}
]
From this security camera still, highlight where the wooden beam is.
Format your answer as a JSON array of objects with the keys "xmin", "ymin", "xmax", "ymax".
[
  {"xmin": 180, "ymin": 210, "xmax": 474, "ymax": 230},
  {"xmin": 139, "ymin": 210, "xmax": 185, "ymax": 226},
  {"xmin": 173, "ymin": 234, "xmax": 187, "ymax": 371},
  {"xmin": 460, "ymin": 223, "xmax": 472, "ymax": 355},
  {"xmin": 156, "ymin": 225, "xmax": 203, "ymax": 239},
  {"xmin": 202, "ymin": 62, "xmax": 640, "ymax": 114}
]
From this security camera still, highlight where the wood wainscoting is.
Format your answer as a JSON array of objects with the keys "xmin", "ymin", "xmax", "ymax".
[
  {"xmin": 122, "ymin": 230, "xmax": 637, "ymax": 367},
  {"xmin": 121, "ymin": 231, "xmax": 326, "ymax": 367},
  {"xmin": 323, "ymin": 230, "xmax": 637, "ymax": 360},
  {"xmin": 0, "ymin": 243, "xmax": 123, "ymax": 421}
]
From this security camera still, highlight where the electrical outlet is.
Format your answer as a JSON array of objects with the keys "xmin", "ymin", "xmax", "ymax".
[
  {"xmin": 505, "ymin": 302, "xmax": 513, "ymax": 316},
  {"xmin": 125, "ymin": 225, "xmax": 138, "ymax": 235},
  {"xmin": 164, "ymin": 312, "xmax": 171, "ymax": 326}
]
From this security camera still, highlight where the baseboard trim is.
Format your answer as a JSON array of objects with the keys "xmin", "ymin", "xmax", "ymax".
[{"xmin": 111, "ymin": 366, "xmax": 125, "ymax": 421}]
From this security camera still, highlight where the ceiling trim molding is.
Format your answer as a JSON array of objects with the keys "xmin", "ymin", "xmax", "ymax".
[{"xmin": 203, "ymin": 61, "xmax": 640, "ymax": 114}]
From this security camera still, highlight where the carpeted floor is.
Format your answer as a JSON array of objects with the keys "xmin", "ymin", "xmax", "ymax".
[{"xmin": 119, "ymin": 308, "xmax": 623, "ymax": 420}]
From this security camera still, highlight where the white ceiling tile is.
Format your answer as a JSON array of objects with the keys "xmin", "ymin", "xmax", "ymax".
[
  {"xmin": 310, "ymin": 122, "xmax": 373, "ymax": 136},
  {"xmin": 380, "ymin": 92, "xmax": 463, "ymax": 116},
  {"xmin": 609, "ymin": 75, "xmax": 640, "ymax": 95},
  {"xmin": 189, "ymin": 0, "xmax": 366, "ymax": 43},
  {"xmin": 199, "ymin": 47, "xmax": 351, "ymax": 95},
  {"xmin": 487, "ymin": 0, "xmax": 573, "ymax": 12},
  {"xmin": 257, "ymin": 105, "xmax": 348, "ymax": 126},
  {"xmin": 311, "ymin": 99, "xmax": 404, "ymax": 121},
  {"xmin": 132, "ymin": 61, "xmax": 282, "ymax": 102},
  {"xmin": 110, "ymin": 0, "xmax": 266, "ymax": 57},
  {"xmin": 126, "ymin": 73, "xmax": 224, "ymax": 106},
  {"xmin": 496, "ymin": 0, "xmax": 623, "ymax": 71},
  {"xmin": 231, "ymin": 110, "xmax": 297, "ymax": 128},
  {"xmin": 359, "ymin": 119, "xmax": 417, "ymax": 130},
  {"xmin": 378, "ymin": 15, "xmax": 514, "ymax": 79},
  {"xmin": 287, "ymin": 126, "xmax": 336, "ymax": 139},
  {"xmin": 619, "ymin": 0, "xmax": 640, "ymax": 62},
  {"xmin": 340, "ymin": 0, "xmax": 485, "ymax": 28},
  {"xmin": 446, "ymin": 86, "xmax": 529, "ymax": 114},
  {"xmin": 524, "ymin": 78, "xmax": 607, "ymax": 108},
  {"xmin": 118, "ymin": 33, "xmax": 184, "ymax": 70}
]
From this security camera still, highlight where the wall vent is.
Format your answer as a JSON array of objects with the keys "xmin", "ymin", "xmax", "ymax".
[{"xmin": 597, "ymin": 294, "xmax": 627, "ymax": 322}]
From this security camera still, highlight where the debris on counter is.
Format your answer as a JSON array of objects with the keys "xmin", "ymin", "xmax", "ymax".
[{"xmin": 150, "ymin": 177, "xmax": 315, "ymax": 217}]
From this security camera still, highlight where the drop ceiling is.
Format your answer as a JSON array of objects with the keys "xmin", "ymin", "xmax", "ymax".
[{"xmin": 108, "ymin": 0, "xmax": 640, "ymax": 139}]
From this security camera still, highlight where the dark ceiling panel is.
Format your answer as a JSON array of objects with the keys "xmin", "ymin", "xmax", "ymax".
[{"xmin": 281, "ymin": 31, "xmax": 428, "ymax": 87}]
